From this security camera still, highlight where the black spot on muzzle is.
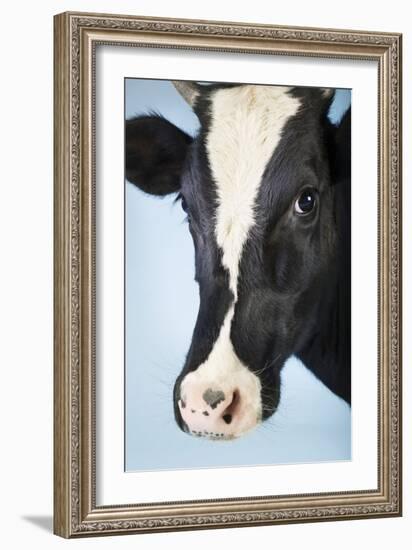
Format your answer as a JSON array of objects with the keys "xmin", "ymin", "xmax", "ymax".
[{"xmin": 202, "ymin": 388, "xmax": 225, "ymax": 409}]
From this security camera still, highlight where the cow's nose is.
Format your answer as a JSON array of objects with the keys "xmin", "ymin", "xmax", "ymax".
[{"xmin": 178, "ymin": 386, "xmax": 241, "ymax": 440}]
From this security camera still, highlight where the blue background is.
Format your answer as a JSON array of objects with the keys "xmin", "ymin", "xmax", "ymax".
[{"xmin": 125, "ymin": 79, "xmax": 351, "ymax": 472}]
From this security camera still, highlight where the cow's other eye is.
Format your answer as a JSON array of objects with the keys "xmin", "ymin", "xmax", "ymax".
[
  {"xmin": 294, "ymin": 188, "xmax": 317, "ymax": 215},
  {"xmin": 178, "ymin": 194, "xmax": 192, "ymax": 223},
  {"xmin": 180, "ymin": 195, "xmax": 188, "ymax": 213}
]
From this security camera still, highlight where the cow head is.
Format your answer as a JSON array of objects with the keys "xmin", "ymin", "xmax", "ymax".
[{"xmin": 126, "ymin": 82, "xmax": 350, "ymax": 440}]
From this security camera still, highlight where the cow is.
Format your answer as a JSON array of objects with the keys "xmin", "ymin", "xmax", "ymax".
[{"xmin": 125, "ymin": 81, "xmax": 351, "ymax": 441}]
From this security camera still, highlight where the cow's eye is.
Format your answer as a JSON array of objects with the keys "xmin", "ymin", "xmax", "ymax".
[
  {"xmin": 181, "ymin": 196, "xmax": 188, "ymax": 213},
  {"xmin": 179, "ymin": 194, "xmax": 192, "ymax": 223},
  {"xmin": 294, "ymin": 188, "xmax": 317, "ymax": 215}
]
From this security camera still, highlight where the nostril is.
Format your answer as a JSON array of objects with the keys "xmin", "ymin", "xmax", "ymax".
[{"xmin": 221, "ymin": 390, "xmax": 239, "ymax": 424}]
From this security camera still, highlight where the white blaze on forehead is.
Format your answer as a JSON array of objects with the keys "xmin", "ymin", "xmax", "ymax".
[
  {"xmin": 180, "ymin": 86, "xmax": 301, "ymax": 437},
  {"xmin": 207, "ymin": 84, "xmax": 301, "ymax": 297}
]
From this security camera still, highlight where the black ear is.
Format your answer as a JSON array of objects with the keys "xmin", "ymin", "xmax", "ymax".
[
  {"xmin": 125, "ymin": 115, "xmax": 193, "ymax": 196},
  {"xmin": 333, "ymin": 107, "xmax": 351, "ymax": 182}
]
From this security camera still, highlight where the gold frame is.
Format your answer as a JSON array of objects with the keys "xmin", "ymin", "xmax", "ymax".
[{"xmin": 53, "ymin": 11, "xmax": 402, "ymax": 538}]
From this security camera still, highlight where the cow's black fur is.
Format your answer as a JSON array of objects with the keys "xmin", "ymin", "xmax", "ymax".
[{"xmin": 125, "ymin": 85, "xmax": 351, "ymax": 432}]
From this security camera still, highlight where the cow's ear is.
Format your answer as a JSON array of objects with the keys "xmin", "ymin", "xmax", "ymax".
[
  {"xmin": 126, "ymin": 115, "xmax": 193, "ymax": 196},
  {"xmin": 332, "ymin": 107, "xmax": 351, "ymax": 182}
]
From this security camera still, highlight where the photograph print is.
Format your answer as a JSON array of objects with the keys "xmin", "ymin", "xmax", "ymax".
[{"xmin": 125, "ymin": 79, "xmax": 351, "ymax": 472}]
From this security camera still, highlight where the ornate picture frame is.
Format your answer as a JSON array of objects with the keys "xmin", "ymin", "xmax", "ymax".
[{"xmin": 53, "ymin": 11, "xmax": 402, "ymax": 538}]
